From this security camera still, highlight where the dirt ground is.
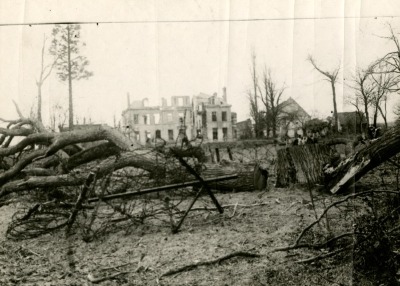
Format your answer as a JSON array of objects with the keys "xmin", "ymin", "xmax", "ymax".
[{"xmin": 0, "ymin": 183, "xmax": 357, "ymax": 286}]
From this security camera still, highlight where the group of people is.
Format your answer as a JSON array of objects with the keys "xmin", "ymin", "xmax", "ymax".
[
  {"xmin": 291, "ymin": 132, "xmax": 319, "ymax": 146},
  {"xmin": 353, "ymin": 125, "xmax": 383, "ymax": 148}
]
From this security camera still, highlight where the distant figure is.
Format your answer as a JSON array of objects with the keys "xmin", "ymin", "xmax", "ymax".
[
  {"xmin": 375, "ymin": 127, "xmax": 382, "ymax": 138},
  {"xmin": 367, "ymin": 125, "xmax": 376, "ymax": 139},
  {"xmin": 181, "ymin": 135, "xmax": 189, "ymax": 147},
  {"xmin": 297, "ymin": 135, "xmax": 303, "ymax": 145},
  {"xmin": 367, "ymin": 125, "xmax": 383, "ymax": 140},
  {"xmin": 292, "ymin": 134, "xmax": 299, "ymax": 146},
  {"xmin": 254, "ymin": 163, "xmax": 268, "ymax": 191},
  {"xmin": 305, "ymin": 135, "xmax": 317, "ymax": 144}
]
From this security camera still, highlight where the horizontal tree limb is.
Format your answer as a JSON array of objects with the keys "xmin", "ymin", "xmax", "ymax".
[
  {"xmin": 87, "ymin": 174, "xmax": 238, "ymax": 203},
  {"xmin": 160, "ymin": 251, "xmax": 260, "ymax": 277},
  {"xmin": 0, "ymin": 133, "xmax": 54, "ymax": 157},
  {"xmin": 273, "ymin": 232, "xmax": 355, "ymax": 252},
  {"xmin": 65, "ymin": 142, "xmax": 120, "ymax": 171},
  {"xmin": 0, "ymin": 127, "xmax": 34, "ymax": 137},
  {"xmin": 21, "ymin": 168, "xmax": 57, "ymax": 176},
  {"xmin": 0, "ymin": 150, "xmax": 166, "ymax": 197},
  {"xmin": 41, "ymin": 125, "xmax": 138, "ymax": 159},
  {"xmin": 0, "ymin": 149, "xmax": 47, "ymax": 185}
]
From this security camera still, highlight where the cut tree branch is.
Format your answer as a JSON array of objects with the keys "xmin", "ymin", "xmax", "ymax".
[{"xmin": 160, "ymin": 251, "xmax": 260, "ymax": 277}]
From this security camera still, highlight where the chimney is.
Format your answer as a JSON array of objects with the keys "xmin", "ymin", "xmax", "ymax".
[
  {"xmin": 127, "ymin": 92, "xmax": 131, "ymax": 108},
  {"xmin": 222, "ymin": 87, "xmax": 227, "ymax": 103}
]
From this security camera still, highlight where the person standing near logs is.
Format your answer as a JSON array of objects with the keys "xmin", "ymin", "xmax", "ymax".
[{"xmin": 254, "ymin": 162, "xmax": 269, "ymax": 191}]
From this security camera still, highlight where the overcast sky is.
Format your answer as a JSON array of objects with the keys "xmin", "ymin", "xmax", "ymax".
[{"xmin": 1, "ymin": 0, "xmax": 400, "ymax": 128}]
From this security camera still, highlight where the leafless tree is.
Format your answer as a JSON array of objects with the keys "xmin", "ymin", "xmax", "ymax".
[
  {"xmin": 346, "ymin": 67, "xmax": 375, "ymax": 129},
  {"xmin": 372, "ymin": 25, "xmax": 400, "ymax": 93},
  {"xmin": 50, "ymin": 24, "xmax": 93, "ymax": 129},
  {"xmin": 308, "ymin": 55, "xmax": 340, "ymax": 132},
  {"xmin": 36, "ymin": 35, "xmax": 58, "ymax": 123},
  {"xmin": 371, "ymin": 67, "xmax": 394, "ymax": 128},
  {"xmin": 347, "ymin": 63, "xmax": 396, "ymax": 130},
  {"xmin": 259, "ymin": 68, "xmax": 285, "ymax": 138},
  {"xmin": 248, "ymin": 50, "xmax": 263, "ymax": 138}
]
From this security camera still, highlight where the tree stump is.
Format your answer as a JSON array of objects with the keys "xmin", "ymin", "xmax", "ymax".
[{"xmin": 275, "ymin": 144, "xmax": 335, "ymax": 187}]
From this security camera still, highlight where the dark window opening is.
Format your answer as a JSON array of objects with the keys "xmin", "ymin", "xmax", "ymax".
[
  {"xmin": 223, "ymin": 127, "xmax": 228, "ymax": 140},
  {"xmin": 168, "ymin": 129, "xmax": 174, "ymax": 141},
  {"xmin": 212, "ymin": 111, "xmax": 217, "ymax": 122},
  {"xmin": 134, "ymin": 114, "xmax": 139, "ymax": 124},
  {"xmin": 222, "ymin": 111, "xmax": 227, "ymax": 121},
  {"xmin": 213, "ymin": 128, "xmax": 218, "ymax": 140}
]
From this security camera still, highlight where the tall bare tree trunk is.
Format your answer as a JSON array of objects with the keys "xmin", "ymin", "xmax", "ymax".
[
  {"xmin": 378, "ymin": 105, "xmax": 388, "ymax": 129},
  {"xmin": 373, "ymin": 105, "xmax": 378, "ymax": 128},
  {"xmin": 67, "ymin": 25, "xmax": 74, "ymax": 130},
  {"xmin": 251, "ymin": 52, "xmax": 259, "ymax": 138},
  {"xmin": 37, "ymin": 83, "xmax": 42, "ymax": 122},
  {"xmin": 272, "ymin": 115, "xmax": 277, "ymax": 138},
  {"xmin": 331, "ymin": 81, "xmax": 338, "ymax": 133},
  {"xmin": 363, "ymin": 100, "xmax": 370, "ymax": 130}
]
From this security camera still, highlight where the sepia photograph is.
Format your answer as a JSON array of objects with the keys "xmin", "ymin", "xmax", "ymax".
[{"xmin": 1, "ymin": 0, "xmax": 400, "ymax": 285}]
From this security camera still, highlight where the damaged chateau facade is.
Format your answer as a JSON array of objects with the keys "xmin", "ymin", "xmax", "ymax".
[{"xmin": 122, "ymin": 88, "xmax": 237, "ymax": 144}]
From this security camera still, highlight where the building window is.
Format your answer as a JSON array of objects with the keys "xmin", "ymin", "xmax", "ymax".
[
  {"xmin": 212, "ymin": 111, "xmax": 217, "ymax": 122},
  {"xmin": 154, "ymin": 113, "xmax": 160, "ymax": 124},
  {"xmin": 167, "ymin": 113, "xmax": 173, "ymax": 123},
  {"xmin": 168, "ymin": 129, "xmax": 174, "ymax": 141},
  {"xmin": 178, "ymin": 112, "xmax": 184, "ymax": 124},
  {"xmin": 178, "ymin": 98, "xmax": 183, "ymax": 106},
  {"xmin": 145, "ymin": 131, "xmax": 151, "ymax": 143},
  {"xmin": 155, "ymin": 130, "xmax": 161, "ymax": 139},
  {"xmin": 134, "ymin": 114, "xmax": 139, "ymax": 124},
  {"xmin": 222, "ymin": 111, "xmax": 227, "ymax": 121},
  {"xmin": 223, "ymin": 127, "xmax": 228, "ymax": 140},
  {"xmin": 143, "ymin": 115, "xmax": 149, "ymax": 125},
  {"xmin": 213, "ymin": 128, "xmax": 218, "ymax": 140}
]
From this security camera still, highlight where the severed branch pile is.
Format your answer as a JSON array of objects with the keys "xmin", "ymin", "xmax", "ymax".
[
  {"xmin": 0, "ymin": 117, "xmax": 221, "ymax": 240},
  {"xmin": 325, "ymin": 124, "xmax": 400, "ymax": 193}
]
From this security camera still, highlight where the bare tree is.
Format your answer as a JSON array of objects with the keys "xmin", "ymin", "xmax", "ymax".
[
  {"xmin": 347, "ymin": 67, "xmax": 375, "ymax": 129},
  {"xmin": 50, "ymin": 24, "xmax": 93, "ymax": 129},
  {"xmin": 308, "ymin": 55, "xmax": 340, "ymax": 132},
  {"xmin": 372, "ymin": 25, "xmax": 400, "ymax": 93},
  {"xmin": 36, "ymin": 35, "xmax": 58, "ymax": 122},
  {"xmin": 259, "ymin": 68, "xmax": 285, "ymax": 138},
  {"xmin": 370, "ymin": 61, "xmax": 399, "ymax": 128},
  {"xmin": 249, "ymin": 50, "xmax": 263, "ymax": 138}
]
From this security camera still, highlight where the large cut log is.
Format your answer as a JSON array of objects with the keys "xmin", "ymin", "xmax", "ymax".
[
  {"xmin": 275, "ymin": 144, "xmax": 336, "ymax": 187},
  {"xmin": 200, "ymin": 163, "xmax": 255, "ymax": 192},
  {"xmin": 326, "ymin": 125, "xmax": 400, "ymax": 193}
]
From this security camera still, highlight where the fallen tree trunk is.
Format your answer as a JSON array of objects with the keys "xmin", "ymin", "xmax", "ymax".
[
  {"xmin": 201, "ymin": 163, "xmax": 255, "ymax": 192},
  {"xmin": 325, "ymin": 125, "xmax": 400, "ymax": 193}
]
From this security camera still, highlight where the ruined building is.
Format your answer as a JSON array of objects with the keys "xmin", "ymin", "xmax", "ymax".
[{"xmin": 122, "ymin": 88, "xmax": 236, "ymax": 144}]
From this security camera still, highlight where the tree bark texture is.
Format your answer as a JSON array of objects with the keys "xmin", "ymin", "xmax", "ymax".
[
  {"xmin": 325, "ymin": 125, "xmax": 400, "ymax": 193},
  {"xmin": 67, "ymin": 25, "xmax": 73, "ymax": 129},
  {"xmin": 200, "ymin": 163, "xmax": 255, "ymax": 192},
  {"xmin": 0, "ymin": 120, "xmax": 225, "ymax": 199},
  {"xmin": 275, "ymin": 144, "xmax": 335, "ymax": 187}
]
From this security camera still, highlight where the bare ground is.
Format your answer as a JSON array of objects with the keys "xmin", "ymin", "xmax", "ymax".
[{"xmin": 0, "ymin": 186, "xmax": 353, "ymax": 286}]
